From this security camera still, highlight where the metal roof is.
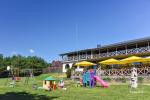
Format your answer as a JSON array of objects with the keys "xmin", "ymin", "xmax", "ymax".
[{"xmin": 60, "ymin": 36, "xmax": 150, "ymax": 56}]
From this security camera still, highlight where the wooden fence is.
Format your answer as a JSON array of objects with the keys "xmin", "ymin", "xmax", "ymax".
[
  {"xmin": 97, "ymin": 67, "xmax": 150, "ymax": 77},
  {"xmin": 71, "ymin": 67, "xmax": 150, "ymax": 80},
  {"xmin": 42, "ymin": 67, "xmax": 62, "ymax": 73}
]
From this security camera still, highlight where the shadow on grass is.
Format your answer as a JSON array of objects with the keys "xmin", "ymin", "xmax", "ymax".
[{"xmin": 0, "ymin": 92, "xmax": 59, "ymax": 100}]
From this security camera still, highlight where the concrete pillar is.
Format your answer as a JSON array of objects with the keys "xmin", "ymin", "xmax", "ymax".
[
  {"xmin": 69, "ymin": 63, "xmax": 73, "ymax": 69},
  {"xmin": 62, "ymin": 64, "xmax": 67, "ymax": 73}
]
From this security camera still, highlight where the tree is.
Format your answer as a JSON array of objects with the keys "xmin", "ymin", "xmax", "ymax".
[
  {"xmin": 3, "ymin": 56, "xmax": 11, "ymax": 67},
  {"xmin": 26, "ymin": 56, "xmax": 48, "ymax": 69},
  {"xmin": 66, "ymin": 68, "xmax": 72, "ymax": 78},
  {"xmin": 0, "ymin": 54, "xmax": 3, "ymax": 67},
  {"xmin": 0, "ymin": 54, "xmax": 49, "ymax": 73}
]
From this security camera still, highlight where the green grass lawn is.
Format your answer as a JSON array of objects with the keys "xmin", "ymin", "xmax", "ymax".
[{"xmin": 0, "ymin": 74, "xmax": 149, "ymax": 100}]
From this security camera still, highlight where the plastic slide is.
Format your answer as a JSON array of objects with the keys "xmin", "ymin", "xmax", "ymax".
[{"xmin": 94, "ymin": 76, "xmax": 109, "ymax": 88}]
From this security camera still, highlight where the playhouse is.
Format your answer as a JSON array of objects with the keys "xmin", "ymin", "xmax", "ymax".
[{"xmin": 43, "ymin": 76, "xmax": 57, "ymax": 90}]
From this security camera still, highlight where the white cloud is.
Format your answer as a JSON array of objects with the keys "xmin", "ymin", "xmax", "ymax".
[{"xmin": 29, "ymin": 49, "xmax": 35, "ymax": 53}]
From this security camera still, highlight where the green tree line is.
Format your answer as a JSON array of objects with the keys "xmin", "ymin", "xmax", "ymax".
[{"xmin": 0, "ymin": 54, "xmax": 51, "ymax": 71}]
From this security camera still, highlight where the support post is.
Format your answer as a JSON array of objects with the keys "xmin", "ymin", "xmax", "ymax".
[
  {"xmin": 148, "ymin": 42, "xmax": 150, "ymax": 51},
  {"xmin": 109, "ymin": 69, "xmax": 111, "ymax": 76},
  {"xmin": 107, "ymin": 48, "xmax": 109, "ymax": 57},
  {"xmin": 99, "ymin": 49, "xmax": 101, "ymax": 58},
  {"xmin": 125, "ymin": 45, "xmax": 128, "ymax": 55},
  {"xmin": 61, "ymin": 56, "xmax": 64, "ymax": 61},
  {"xmin": 73, "ymin": 54, "xmax": 75, "ymax": 61},
  {"xmin": 91, "ymin": 50, "xmax": 93, "ymax": 59},
  {"xmin": 136, "ymin": 44, "xmax": 138, "ymax": 53},
  {"xmin": 116, "ymin": 48, "xmax": 118, "ymax": 55},
  {"xmin": 66, "ymin": 55, "xmax": 68, "ymax": 61},
  {"xmin": 78, "ymin": 52, "xmax": 80, "ymax": 61},
  {"xmin": 86, "ymin": 51, "xmax": 87, "ymax": 59}
]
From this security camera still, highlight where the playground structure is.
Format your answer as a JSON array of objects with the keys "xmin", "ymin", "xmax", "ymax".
[
  {"xmin": 72, "ymin": 62, "xmax": 109, "ymax": 88},
  {"xmin": 23, "ymin": 69, "xmax": 35, "ymax": 85},
  {"xmin": 81, "ymin": 69, "xmax": 109, "ymax": 88},
  {"xmin": 6, "ymin": 66, "xmax": 21, "ymax": 87},
  {"xmin": 43, "ymin": 76, "xmax": 65, "ymax": 91},
  {"xmin": 71, "ymin": 61, "xmax": 109, "ymax": 88},
  {"xmin": 7, "ymin": 66, "xmax": 21, "ymax": 81},
  {"xmin": 6, "ymin": 66, "xmax": 35, "ymax": 87},
  {"xmin": 43, "ymin": 76, "xmax": 58, "ymax": 91}
]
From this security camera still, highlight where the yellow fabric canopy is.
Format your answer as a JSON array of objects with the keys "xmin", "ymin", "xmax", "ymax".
[
  {"xmin": 75, "ymin": 61, "xmax": 96, "ymax": 67},
  {"xmin": 120, "ymin": 56, "xmax": 143, "ymax": 64},
  {"xmin": 99, "ymin": 58, "xmax": 121, "ymax": 65},
  {"xmin": 140, "ymin": 56, "xmax": 150, "ymax": 62}
]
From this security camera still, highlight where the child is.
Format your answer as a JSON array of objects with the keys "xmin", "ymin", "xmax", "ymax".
[{"xmin": 58, "ymin": 80, "xmax": 64, "ymax": 88}]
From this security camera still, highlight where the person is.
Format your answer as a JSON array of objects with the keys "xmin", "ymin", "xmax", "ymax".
[{"xmin": 58, "ymin": 80, "xmax": 64, "ymax": 88}]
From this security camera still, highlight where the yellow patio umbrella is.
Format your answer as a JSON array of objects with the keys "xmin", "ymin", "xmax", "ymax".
[
  {"xmin": 140, "ymin": 56, "xmax": 150, "ymax": 62},
  {"xmin": 75, "ymin": 61, "xmax": 96, "ymax": 67},
  {"xmin": 99, "ymin": 58, "xmax": 121, "ymax": 65},
  {"xmin": 120, "ymin": 56, "xmax": 143, "ymax": 64}
]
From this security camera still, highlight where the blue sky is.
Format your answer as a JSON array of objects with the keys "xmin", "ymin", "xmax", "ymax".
[{"xmin": 0, "ymin": 0, "xmax": 150, "ymax": 62}]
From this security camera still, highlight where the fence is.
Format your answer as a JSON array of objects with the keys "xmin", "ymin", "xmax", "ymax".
[
  {"xmin": 70, "ymin": 67, "xmax": 150, "ymax": 81},
  {"xmin": 97, "ymin": 67, "xmax": 150, "ymax": 77},
  {"xmin": 42, "ymin": 67, "xmax": 62, "ymax": 74}
]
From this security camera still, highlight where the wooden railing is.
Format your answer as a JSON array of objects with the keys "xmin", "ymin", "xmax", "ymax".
[
  {"xmin": 117, "ymin": 50, "xmax": 126, "ymax": 55},
  {"xmin": 97, "ymin": 67, "xmax": 150, "ymax": 76},
  {"xmin": 63, "ymin": 46, "xmax": 150, "ymax": 62}
]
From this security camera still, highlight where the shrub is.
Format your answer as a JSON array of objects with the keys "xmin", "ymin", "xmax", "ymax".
[
  {"xmin": 66, "ymin": 68, "xmax": 72, "ymax": 78},
  {"xmin": 138, "ymin": 77, "xmax": 144, "ymax": 83},
  {"xmin": 103, "ymin": 77, "xmax": 111, "ymax": 82},
  {"xmin": 120, "ymin": 77, "xmax": 126, "ymax": 83}
]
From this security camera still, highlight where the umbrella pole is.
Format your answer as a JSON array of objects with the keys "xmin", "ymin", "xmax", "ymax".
[{"xmin": 112, "ymin": 65, "xmax": 113, "ymax": 70}]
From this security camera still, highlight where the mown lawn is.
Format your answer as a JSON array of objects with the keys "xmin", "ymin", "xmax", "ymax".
[{"xmin": 0, "ymin": 74, "xmax": 149, "ymax": 100}]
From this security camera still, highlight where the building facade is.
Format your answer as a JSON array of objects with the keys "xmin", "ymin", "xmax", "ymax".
[{"xmin": 60, "ymin": 37, "xmax": 150, "ymax": 72}]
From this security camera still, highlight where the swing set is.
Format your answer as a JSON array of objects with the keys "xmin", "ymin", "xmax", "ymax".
[{"xmin": 6, "ymin": 66, "xmax": 35, "ymax": 87}]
